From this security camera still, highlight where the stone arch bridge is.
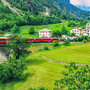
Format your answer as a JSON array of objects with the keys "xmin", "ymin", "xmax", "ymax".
[{"xmin": 0, "ymin": 46, "xmax": 9, "ymax": 63}]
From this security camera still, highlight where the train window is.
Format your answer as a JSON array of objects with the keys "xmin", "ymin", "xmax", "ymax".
[{"xmin": 0, "ymin": 39, "xmax": 5, "ymax": 41}]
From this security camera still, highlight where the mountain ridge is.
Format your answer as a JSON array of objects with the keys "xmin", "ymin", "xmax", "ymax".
[{"xmin": 5, "ymin": 0, "xmax": 90, "ymax": 19}]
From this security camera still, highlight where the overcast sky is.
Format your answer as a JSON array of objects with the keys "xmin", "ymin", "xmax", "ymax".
[{"xmin": 70, "ymin": 0, "xmax": 90, "ymax": 6}]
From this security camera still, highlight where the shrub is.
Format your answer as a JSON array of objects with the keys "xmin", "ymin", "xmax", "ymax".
[
  {"xmin": 60, "ymin": 38, "xmax": 66, "ymax": 41},
  {"xmin": 83, "ymin": 39, "xmax": 87, "ymax": 43},
  {"xmin": 38, "ymin": 49, "xmax": 43, "ymax": 52},
  {"xmin": 43, "ymin": 45, "xmax": 49, "ymax": 50},
  {"xmin": 63, "ymin": 39, "xmax": 70, "ymax": 46},
  {"xmin": 53, "ymin": 40, "xmax": 59, "ymax": 47},
  {"xmin": 0, "ymin": 58, "xmax": 27, "ymax": 82}
]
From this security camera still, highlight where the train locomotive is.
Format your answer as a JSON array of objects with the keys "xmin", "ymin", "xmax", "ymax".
[{"xmin": 0, "ymin": 37, "xmax": 59, "ymax": 44}]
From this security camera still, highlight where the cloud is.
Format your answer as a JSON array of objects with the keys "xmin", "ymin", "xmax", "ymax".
[{"xmin": 70, "ymin": 0, "xmax": 90, "ymax": 6}]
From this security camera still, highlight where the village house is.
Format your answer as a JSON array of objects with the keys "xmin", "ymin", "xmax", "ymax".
[
  {"xmin": 70, "ymin": 28, "xmax": 82, "ymax": 36},
  {"xmin": 86, "ymin": 23, "xmax": 90, "ymax": 36},
  {"xmin": 39, "ymin": 29, "xmax": 52, "ymax": 38},
  {"xmin": 70, "ymin": 27, "xmax": 88, "ymax": 36},
  {"xmin": 70, "ymin": 23, "xmax": 90, "ymax": 36}
]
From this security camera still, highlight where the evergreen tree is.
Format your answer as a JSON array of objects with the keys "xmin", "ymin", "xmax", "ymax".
[
  {"xmin": 11, "ymin": 24, "xmax": 19, "ymax": 33},
  {"xmin": 61, "ymin": 25, "xmax": 68, "ymax": 35},
  {"xmin": 29, "ymin": 26, "xmax": 35, "ymax": 34}
]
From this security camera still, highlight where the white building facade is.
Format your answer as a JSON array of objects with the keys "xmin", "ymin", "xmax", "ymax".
[
  {"xmin": 39, "ymin": 29, "xmax": 52, "ymax": 38},
  {"xmin": 70, "ymin": 28, "xmax": 82, "ymax": 36},
  {"xmin": 86, "ymin": 23, "xmax": 90, "ymax": 36}
]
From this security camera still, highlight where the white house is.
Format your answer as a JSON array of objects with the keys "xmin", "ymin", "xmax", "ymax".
[
  {"xmin": 86, "ymin": 23, "xmax": 90, "ymax": 36},
  {"xmin": 70, "ymin": 28, "xmax": 82, "ymax": 36},
  {"xmin": 39, "ymin": 29, "xmax": 52, "ymax": 38}
]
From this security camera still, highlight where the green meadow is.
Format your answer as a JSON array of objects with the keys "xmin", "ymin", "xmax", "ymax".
[
  {"xmin": 0, "ymin": 42, "xmax": 90, "ymax": 90},
  {"xmin": 5, "ymin": 20, "xmax": 74, "ymax": 37}
]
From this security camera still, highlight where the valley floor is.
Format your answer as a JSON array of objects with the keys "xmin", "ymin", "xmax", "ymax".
[{"xmin": 0, "ymin": 42, "xmax": 90, "ymax": 90}]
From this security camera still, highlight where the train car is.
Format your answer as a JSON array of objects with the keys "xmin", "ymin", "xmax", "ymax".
[
  {"xmin": 41, "ymin": 38, "xmax": 50, "ymax": 42},
  {"xmin": 0, "ymin": 37, "xmax": 8, "ymax": 44},
  {"xmin": 28, "ymin": 38, "xmax": 42, "ymax": 42},
  {"xmin": 0, "ymin": 37, "xmax": 59, "ymax": 44},
  {"xmin": 50, "ymin": 38, "xmax": 59, "ymax": 42},
  {"xmin": 28, "ymin": 38, "xmax": 59, "ymax": 43}
]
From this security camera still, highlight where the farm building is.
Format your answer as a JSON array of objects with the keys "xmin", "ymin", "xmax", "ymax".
[{"xmin": 39, "ymin": 29, "xmax": 52, "ymax": 38}]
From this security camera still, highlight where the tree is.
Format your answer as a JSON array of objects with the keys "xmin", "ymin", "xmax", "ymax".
[
  {"xmin": 70, "ymin": 33, "xmax": 75, "ymax": 37},
  {"xmin": 53, "ymin": 40, "xmax": 59, "ymax": 47},
  {"xmin": 11, "ymin": 24, "xmax": 19, "ymax": 33},
  {"xmin": 52, "ymin": 30, "xmax": 61, "ymax": 37},
  {"xmin": 63, "ymin": 39, "xmax": 70, "ymax": 46},
  {"xmin": 54, "ymin": 63, "xmax": 90, "ymax": 90},
  {"xmin": 0, "ymin": 30, "xmax": 3, "ymax": 34},
  {"xmin": 83, "ymin": 39, "xmax": 87, "ymax": 43},
  {"xmin": 61, "ymin": 25, "xmax": 68, "ymax": 35},
  {"xmin": 43, "ymin": 45, "xmax": 49, "ymax": 50},
  {"xmin": 68, "ymin": 21, "xmax": 76, "ymax": 27},
  {"xmin": 0, "ymin": 58, "xmax": 27, "ymax": 82},
  {"xmin": 29, "ymin": 26, "xmax": 35, "ymax": 34},
  {"xmin": 6, "ymin": 34, "xmax": 31, "ymax": 59}
]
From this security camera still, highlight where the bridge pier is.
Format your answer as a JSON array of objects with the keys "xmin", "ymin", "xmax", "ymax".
[{"xmin": 0, "ymin": 46, "xmax": 9, "ymax": 62}]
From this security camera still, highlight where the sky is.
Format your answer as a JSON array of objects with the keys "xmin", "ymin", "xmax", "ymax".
[{"xmin": 70, "ymin": 0, "xmax": 90, "ymax": 6}]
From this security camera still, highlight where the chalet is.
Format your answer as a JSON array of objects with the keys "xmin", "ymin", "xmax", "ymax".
[
  {"xmin": 86, "ymin": 23, "xmax": 90, "ymax": 36},
  {"xmin": 39, "ymin": 29, "xmax": 52, "ymax": 38},
  {"xmin": 70, "ymin": 28, "xmax": 82, "ymax": 36}
]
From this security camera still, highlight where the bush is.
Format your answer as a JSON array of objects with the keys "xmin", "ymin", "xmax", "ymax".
[
  {"xmin": 43, "ymin": 45, "xmax": 49, "ymax": 50},
  {"xmin": 83, "ymin": 39, "xmax": 87, "ymax": 43},
  {"xmin": 38, "ymin": 49, "xmax": 43, "ymax": 52},
  {"xmin": 0, "ymin": 58, "xmax": 27, "ymax": 82},
  {"xmin": 53, "ymin": 40, "xmax": 59, "ymax": 47},
  {"xmin": 60, "ymin": 38, "xmax": 66, "ymax": 41},
  {"xmin": 63, "ymin": 39, "xmax": 70, "ymax": 46}
]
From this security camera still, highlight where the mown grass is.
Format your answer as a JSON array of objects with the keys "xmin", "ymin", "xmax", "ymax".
[
  {"xmin": 1, "ymin": 43, "xmax": 89, "ymax": 90},
  {"xmin": 0, "ymin": 55, "xmax": 65, "ymax": 90},
  {"xmin": 38, "ymin": 43, "xmax": 90, "ymax": 64}
]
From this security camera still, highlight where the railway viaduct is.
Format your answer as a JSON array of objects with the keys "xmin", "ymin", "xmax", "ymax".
[{"xmin": 0, "ymin": 46, "xmax": 9, "ymax": 63}]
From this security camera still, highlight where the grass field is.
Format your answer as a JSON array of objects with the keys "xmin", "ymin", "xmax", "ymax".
[
  {"xmin": 1, "ymin": 43, "xmax": 90, "ymax": 90},
  {"xmin": 0, "ymin": 55, "xmax": 65, "ymax": 90},
  {"xmin": 37, "ymin": 43, "xmax": 90, "ymax": 64},
  {"xmin": 4, "ymin": 20, "xmax": 74, "ymax": 38}
]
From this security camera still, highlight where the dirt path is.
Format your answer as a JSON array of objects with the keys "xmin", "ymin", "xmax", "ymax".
[
  {"xmin": 41, "ymin": 55, "xmax": 90, "ymax": 66},
  {"xmin": 1, "ymin": 0, "xmax": 22, "ymax": 16}
]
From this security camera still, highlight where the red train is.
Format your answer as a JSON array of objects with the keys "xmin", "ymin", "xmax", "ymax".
[{"xmin": 0, "ymin": 37, "xmax": 59, "ymax": 44}]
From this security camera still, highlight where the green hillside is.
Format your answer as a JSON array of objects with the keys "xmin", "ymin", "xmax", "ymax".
[{"xmin": 6, "ymin": 0, "xmax": 90, "ymax": 18}]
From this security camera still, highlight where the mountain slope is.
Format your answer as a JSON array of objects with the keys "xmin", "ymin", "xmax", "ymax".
[{"xmin": 5, "ymin": 0, "xmax": 90, "ymax": 18}]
